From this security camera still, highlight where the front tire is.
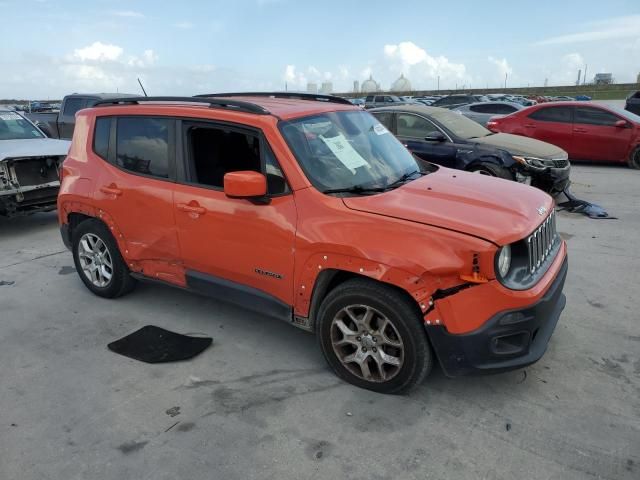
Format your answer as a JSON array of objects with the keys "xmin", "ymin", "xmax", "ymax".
[
  {"xmin": 72, "ymin": 219, "xmax": 136, "ymax": 298},
  {"xmin": 629, "ymin": 147, "xmax": 640, "ymax": 169},
  {"xmin": 316, "ymin": 279, "xmax": 432, "ymax": 394}
]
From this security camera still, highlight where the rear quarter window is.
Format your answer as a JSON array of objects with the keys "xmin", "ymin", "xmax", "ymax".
[{"xmin": 93, "ymin": 117, "xmax": 111, "ymax": 160}]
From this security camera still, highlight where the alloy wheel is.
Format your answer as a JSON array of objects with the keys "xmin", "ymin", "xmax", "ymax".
[
  {"xmin": 330, "ymin": 304, "xmax": 404, "ymax": 382},
  {"xmin": 77, "ymin": 233, "xmax": 114, "ymax": 288}
]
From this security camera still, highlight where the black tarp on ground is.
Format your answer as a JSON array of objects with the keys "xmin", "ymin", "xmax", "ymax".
[{"xmin": 108, "ymin": 326, "xmax": 212, "ymax": 363}]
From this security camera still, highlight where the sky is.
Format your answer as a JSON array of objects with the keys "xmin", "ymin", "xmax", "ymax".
[{"xmin": 1, "ymin": 0, "xmax": 639, "ymax": 99}]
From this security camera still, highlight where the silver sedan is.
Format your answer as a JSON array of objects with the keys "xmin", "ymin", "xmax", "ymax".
[{"xmin": 452, "ymin": 101, "xmax": 524, "ymax": 127}]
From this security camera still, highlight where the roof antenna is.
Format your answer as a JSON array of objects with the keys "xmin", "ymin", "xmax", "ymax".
[{"xmin": 137, "ymin": 78, "xmax": 148, "ymax": 97}]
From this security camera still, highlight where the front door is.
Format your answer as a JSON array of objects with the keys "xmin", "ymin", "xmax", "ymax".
[
  {"xmin": 173, "ymin": 120, "xmax": 297, "ymax": 313},
  {"xmin": 395, "ymin": 112, "xmax": 458, "ymax": 168},
  {"xmin": 572, "ymin": 106, "xmax": 632, "ymax": 162},
  {"xmin": 92, "ymin": 115, "xmax": 182, "ymax": 282}
]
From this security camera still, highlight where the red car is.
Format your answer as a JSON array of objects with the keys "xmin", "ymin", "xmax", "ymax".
[{"xmin": 487, "ymin": 102, "xmax": 640, "ymax": 169}]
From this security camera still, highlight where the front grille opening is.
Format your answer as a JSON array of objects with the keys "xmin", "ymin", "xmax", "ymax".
[
  {"xmin": 527, "ymin": 210, "xmax": 558, "ymax": 274},
  {"xmin": 491, "ymin": 331, "xmax": 530, "ymax": 356},
  {"xmin": 12, "ymin": 157, "xmax": 60, "ymax": 187}
]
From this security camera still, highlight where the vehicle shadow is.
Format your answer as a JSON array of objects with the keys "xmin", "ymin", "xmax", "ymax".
[{"xmin": 0, "ymin": 211, "xmax": 59, "ymax": 239}]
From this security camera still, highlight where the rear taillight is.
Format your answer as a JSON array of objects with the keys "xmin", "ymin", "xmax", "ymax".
[
  {"xmin": 486, "ymin": 120, "xmax": 499, "ymax": 132},
  {"xmin": 58, "ymin": 157, "xmax": 69, "ymax": 182}
]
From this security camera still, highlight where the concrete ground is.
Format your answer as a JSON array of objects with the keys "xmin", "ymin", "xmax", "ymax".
[{"xmin": 0, "ymin": 165, "xmax": 638, "ymax": 480}]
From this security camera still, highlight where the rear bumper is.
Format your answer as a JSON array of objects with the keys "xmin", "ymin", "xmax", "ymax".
[{"xmin": 426, "ymin": 256, "xmax": 568, "ymax": 377}]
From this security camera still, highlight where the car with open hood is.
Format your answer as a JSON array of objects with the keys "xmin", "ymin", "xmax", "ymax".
[
  {"xmin": 58, "ymin": 93, "xmax": 568, "ymax": 393},
  {"xmin": 370, "ymin": 104, "xmax": 571, "ymax": 195},
  {"xmin": 0, "ymin": 109, "xmax": 70, "ymax": 217}
]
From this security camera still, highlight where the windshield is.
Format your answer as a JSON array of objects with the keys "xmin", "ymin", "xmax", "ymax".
[
  {"xmin": 431, "ymin": 109, "xmax": 492, "ymax": 139},
  {"xmin": 608, "ymin": 106, "xmax": 640, "ymax": 123},
  {"xmin": 280, "ymin": 110, "xmax": 425, "ymax": 192},
  {"xmin": 0, "ymin": 111, "xmax": 45, "ymax": 140}
]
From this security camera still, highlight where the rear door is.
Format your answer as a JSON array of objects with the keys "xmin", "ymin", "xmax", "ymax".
[
  {"xmin": 172, "ymin": 120, "xmax": 297, "ymax": 313},
  {"xmin": 626, "ymin": 92, "xmax": 640, "ymax": 115},
  {"xmin": 92, "ymin": 115, "xmax": 182, "ymax": 283},
  {"xmin": 524, "ymin": 106, "xmax": 574, "ymax": 155},
  {"xmin": 395, "ymin": 112, "xmax": 458, "ymax": 167},
  {"xmin": 59, "ymin": 97, "xmax": 87, "ymax": 139},
  {"xmin": 572, "ymin": 106, "xmax": 632, "ymax": 162}
]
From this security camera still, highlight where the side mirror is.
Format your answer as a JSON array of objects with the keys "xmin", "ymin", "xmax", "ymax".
[
  {"xmin": 425, "ymin": 131, "xmax": 446, "ymax": 142},
  {"xmin": 223, "ymin": 171, "xmax": 267, "ymax": 199},
  {"xmin": 614, "ymin": 119, "xmax": 629, "ymax": 128}
]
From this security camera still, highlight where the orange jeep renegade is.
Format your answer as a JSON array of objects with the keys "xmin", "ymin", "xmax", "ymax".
[{"xmin": 58, "ymin": 93, "xmax": 568, "ymax": 393}]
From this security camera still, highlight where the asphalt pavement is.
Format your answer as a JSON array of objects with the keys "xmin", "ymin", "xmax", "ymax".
[{"xmin": 0, "ymin": 165, "xmax": 638, "ymax": 480}]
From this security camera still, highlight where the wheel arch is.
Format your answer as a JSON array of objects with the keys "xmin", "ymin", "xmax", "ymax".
[{"xmin": 296, "ymin": 253, "xmax": 434, "ymax": 333}]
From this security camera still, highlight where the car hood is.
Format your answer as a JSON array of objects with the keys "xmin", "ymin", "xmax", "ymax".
[
  {"xmin": 342, "ymin": 167, "xmax": 553, "ymax": 245},
  {"xmin": 0, "ymin": 138, "xmax": 71, "ymax": 161},
  {"xmin": 469, "ymin": 133, "xmax": 565, "ymax": 159}
]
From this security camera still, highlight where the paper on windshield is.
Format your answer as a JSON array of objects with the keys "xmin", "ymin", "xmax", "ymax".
[
  {"xmin": 320, "ymin": 133, "xmax": 369, "ymax": 174},
  {"xmin": 0, "ymin": 112, "xmax": 23, "ymax": 121}
]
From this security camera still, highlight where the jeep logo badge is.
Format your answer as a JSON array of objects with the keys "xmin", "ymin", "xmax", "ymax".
[{"xmin": 537, "ymin": 206, "xmax": 547, "ymax": 216}]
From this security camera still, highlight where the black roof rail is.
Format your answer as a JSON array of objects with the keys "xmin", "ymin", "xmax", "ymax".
[
  {"xmin": 195, "ymin": 92, "xmax": 353, "ymax": 106},
  {"xmin": 91, "ymin": 96, "xmax": 270, "ymax": 115}
]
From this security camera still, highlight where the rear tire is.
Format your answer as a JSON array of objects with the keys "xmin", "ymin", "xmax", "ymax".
[
  {"xmin": 470, "ymin": 162, "xmax": 514, "ymax": 180},
  {"xmin": 316, "ymin": 278, "xmax": 432, "ymax": 394},
  {"xmin": 629, "ymin": 147, "xmax": 640, "ymax": 169},
  {"xmin": 72, "ymin": 219, "xmax": 136, "ymax": 298}
]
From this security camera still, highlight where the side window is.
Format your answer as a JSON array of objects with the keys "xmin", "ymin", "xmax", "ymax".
[
  {"xmin": 93, "ymin": 117, "xmax": 111, "ymax": 160},
  {"xmin": 116, "ymin": 117, "xmax": 170, "ymax": 178},
  {"xmin": 497, "ymin": 104, "xmax": 518, "ymax": 114},
  {"xmin": 470, "ymin": 104, "xmax": 493, "ymax": 113},
  {"xmin": 397, "ymin": 113, "xmax": 438, "ymax": 138},
  {"xmin": 63, "ymin": 98, "xmax": 86, "ymax": 117},
  {"xmin": 373, "ymin": 112, "xmax": 394, "ymax": 131},
  {"xmin": 529, "ymin": 107, "xmax": 572, "ymax": 123},
  {"xmin": 374, "ymin": 96, "xmax": 385, "ymax": 103},
  {"xmin": 185, "ymin": 123, "xmax": 288, "ymax": 194},
  {"xmin": 574, "ymin": 107, "xmax": 619, "ymax": 126},
  {"xmin": 365, "ymin": 95, "xmax": 374, "ymax": 102}
]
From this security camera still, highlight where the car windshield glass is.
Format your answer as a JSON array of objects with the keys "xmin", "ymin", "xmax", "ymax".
[
  {"xmin": 608, "ymin": 106, "xmax": 640, "ymax": 123},
  {"xmin": 431, "ymin": 109, "xmax": 492, "ymax": 139},
  {"xmin": 280, "ymin": 110, "xmax": 426, "ymax": 192},
  {"xmin": 0, "ymin": 111, "xmax": 44, "ymax": 140}
]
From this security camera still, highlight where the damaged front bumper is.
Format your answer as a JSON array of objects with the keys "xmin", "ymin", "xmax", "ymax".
[
  {"xmin": 425, "ymin": 252, "xmax": 568, "ymax": 377},
  {"xmin": 0, "ymin": 156, "xmax": 61, "ymax": 217}
]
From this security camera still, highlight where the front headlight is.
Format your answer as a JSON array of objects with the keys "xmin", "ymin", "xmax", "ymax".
[
  {"xmin": 497, "ymin": 245, "xmax": 512, "ymax": 278},
  {"xmin": 512, "ymin": 155, "xmax": 547, "ymax": 170}
]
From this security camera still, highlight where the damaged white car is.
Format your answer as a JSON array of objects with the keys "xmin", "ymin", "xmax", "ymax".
[{"xmin": 0, "ymin": 109, "xmax": 70, "ymax": 217}]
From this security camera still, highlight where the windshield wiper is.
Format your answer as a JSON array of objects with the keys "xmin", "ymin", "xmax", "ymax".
[
  {"xmin": 385, "ymin": 170, "xmax": 426, "ymax": 189},
  {"xmin": 322, "ymin": 184, "xmax": 389, "ymax": 195}
]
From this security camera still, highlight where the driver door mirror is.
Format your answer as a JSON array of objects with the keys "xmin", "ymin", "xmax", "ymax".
[
  {"xmin": 425, "ymin": 131, "xmax": 446, "ymax": 142},
  {"xmin": 223, "ymin": 171, "xmax": 267, "ymax": 199},
  {"xmin": 36, "ymin": 123, "xmax": 52, "ymax": 137},
  {"xmin": 614, "ymin": 119, "xmax": 629, "ymax": 128}
]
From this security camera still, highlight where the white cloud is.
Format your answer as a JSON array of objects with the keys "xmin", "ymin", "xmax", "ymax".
[
  {"xmin": 382, "ymin": 41, "xmax": 468, "ymax": 88},
  {"xmin": 72, "ymin": 42, "xmax": 123, "ymax": 62},
  {"xmin": 111, "ymin": 10, "xmax": 145, "ymax": 18},
  {"xmin": 536, "ymin": 14, "xmax": 640, "ymax": 45},
  {"xmin": 488, "ymin": 56, "xmax": 513, "ymax": 84},
  {"xmin": 283, "ymin": 65, "xmax": 307, "ymax": 88}
]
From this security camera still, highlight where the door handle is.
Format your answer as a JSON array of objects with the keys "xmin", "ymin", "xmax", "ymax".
[
  {"xmin": 524, "ymin": 124, "xmax": 536, "ymax": 128},
  {"xmin": 573, "ymin": 128, "xmax": 587, "ymax": 133},
  {"xmin": 99, "ymin": 185, "xmax": 122, "ymax": 196},
  {"xmin": 177, "ymin": 203, "xmax": 206, "ymax": 215}
]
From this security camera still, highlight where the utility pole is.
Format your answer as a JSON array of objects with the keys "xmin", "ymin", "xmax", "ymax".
[
  {"xmin": 437, "ymin": 75, "xmax": 440, "ymax": 91},
  {"xmin": 504, "ymin": 73, "xmax": 508, "ymax": 89}
]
